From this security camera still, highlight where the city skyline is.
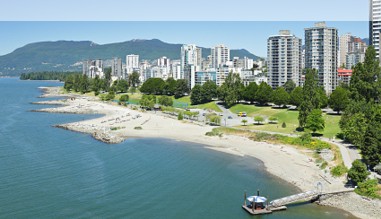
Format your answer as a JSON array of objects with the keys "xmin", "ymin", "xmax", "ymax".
[{"xmin": 0, "ymin": 21, "xmax": 369, "ymax": 57}]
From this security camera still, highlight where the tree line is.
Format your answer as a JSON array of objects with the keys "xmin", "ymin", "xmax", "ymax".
[
  {"xmin": 20, "ymin": 71, "xmax": 81, "ymax": 81},
  {"xmin": 339, "ymin": 46, "xmax": 381, "ymax": 170}
]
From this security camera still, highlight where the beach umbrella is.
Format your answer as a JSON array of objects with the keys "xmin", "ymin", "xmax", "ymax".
[{"xmin": 247, "ymin": 196, "xmax": 267, "ymax": 203}]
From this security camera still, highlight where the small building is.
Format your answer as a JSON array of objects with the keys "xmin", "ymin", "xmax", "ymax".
[{"xmin": 337, "ymin": 68, "xmax": 352, "ymax": 86}]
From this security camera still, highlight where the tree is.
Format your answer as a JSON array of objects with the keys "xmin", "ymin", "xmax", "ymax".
[
  {"xmin": 349, "ymin": 46, "xmax": 381, "ymax": 103},
  {"xmin": 79, "ymin": 74, "xmax": 90, "ymax": 94},
  {"xmin": 218, "ymin": 72, "xmax": 243, "ymax": 107},
  {"xmin": 164, "ymin": 77, "xmax": 177, "ymax": 96},
  {"xmin": 317, "ymin": 87, "xmax": 328, "ymax": 108},
  {"xmin": 91, "ymin": 75, "xmax": 102, "ymax": 95},
  {"xmin": 255, "ymin": 82, "xmax": 273, "ymax": 105},
  {"xmin": 272, "ymin": 87, "xmax": 290, "ymax": 107},
  {"xmin": 190, "ymin": 85, "xmax": 203, "ymax": 105},
  {"xmin": 115, "ymin": 79, "xmax": 129, "ymax": 93},
  {"xmin": 64, "ymin": 75, "xmax": 74, "ymax": 91},
  {"xmin": 241, "ymin": 119, "xmax": 248, "ymax": 126},
  {"xmin": 290, "ymin": 86, "xmax": 303, "ymax": 107},
  {"xmin": 243, "ymin": 82, "xmax": 258, "ymax": 104},
  {"xmin": 158, "ymin": 96, "xmax": 173, "ymax": 106},
  {"xmin": 348, "ymin": 160, "xmax": 370, "ymax": 185},
  {"xmin": 329, "ymin": 86, "xmax": 350, "ymax": 114},
  {"xmin": 283, "ymin": 80, "xmax": 296, "ymax": 94},
  {"xmin": 140, "ymin": 95, "xmax": 156, "ymax": 109},
  {"xmin": 305, "ymin": 109, "xmax": 325, "ymax": 133},
  {"xmin": 202, "ymin": 80, "xmax": 218, "ymax": 102},
  {"xmin": 340, "ymin": 111, "xmax": 368, "ymax": 146},
  {"xmin": 119, "ymin": 94, "xmax": 129, "ymax": 102},
  {"xmin": 362, "ymin": 112, "xmax": 381, "ymax": 168},
  {"xmin": 140, "ymin": 78, "xmax": 165, "ymax": 95},
  {"xmin": 174, "ymin": 79, "xmax": 189, "ymax": 98},
  {"xmin": 298, "ymin": 69, "xmax": 319, "ymax": 128},
  {"xmin": 254, "ymin": 116, "xmax": 264, "ymax": 125},
  {"xmin": 128, "ymin": 71, "xmax": 140, "ymax": 88}
]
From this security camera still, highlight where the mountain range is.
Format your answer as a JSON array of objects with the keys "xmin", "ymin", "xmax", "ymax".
[{"xmin": 0, "ymin": 39, "xmax": 260, "ymax": 76}]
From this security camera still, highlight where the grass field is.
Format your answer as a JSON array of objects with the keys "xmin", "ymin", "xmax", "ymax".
[{"xmin": 230, "ymin": 104, "xmax": 341, "ymax": 138}]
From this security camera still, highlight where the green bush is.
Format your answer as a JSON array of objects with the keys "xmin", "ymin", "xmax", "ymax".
[
  {"xmin": 254, "ymin": 116, "xmax": 264, "ymax": 125},
  {"xmin": 348, "ymin": 160, "xmax": 370, "ymax": 185},
  {"xmin": 134, "ymin": 126, "xmax": 142, "ymax": 130},
  {"xmin": 178, "ymin": 112, "xmax": 184, "ymax": 120},
  {"xmin": 330, "ymin": 164, "xmax": 348, "ymax": 177},
  {"xmin": 268, "ymin": 116, "xmax": 278, "ymax": 124},
  {"xmin": 205, "ymin": 129, "xmax": 223, "ymax": 137},
  {"xmin": 320, "ymin": 161, "xmax": 328, "ymax": 169},
  {"xmin": 158, "ymin": 96, "xmax": 173, "ymax": 106},
  {"xmin": 355, "ymin": 179, "xmax": 380, "ymax": 199},
  {"xmin": 282, "ymin": 122, "xmax": 286, "ymax": 128}
]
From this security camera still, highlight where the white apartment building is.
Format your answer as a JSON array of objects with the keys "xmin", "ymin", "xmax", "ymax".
[
  {"xmin": 305, "ymin": 22, "xmax": 338, "ymax": 94},
  {"xmin": 267, "ymin": 30, "xmax": 302, "ymax": 89},
  {"xmin": 180, "ymin": 44, "xmax": 202, "ymax": 79},
  {"xmin": 83, "ymin": 59, "xmax": 104, "ymax": 79},
  {"xmin": 126, "ymin": 54, "xmax": 139, "ymax": 74},
  {"xmin": 211, "ymin": 44, "xmax": 230, "ymax": 68},
  {"xmin": 370, "ymin": 0, "xmax": 381, "ymax": 59}
]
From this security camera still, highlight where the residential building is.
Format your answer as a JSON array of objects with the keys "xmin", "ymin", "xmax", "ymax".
[
  {"xmin": 339, "ymin": 33, "xmax": 352, "ymax": 67},
  {"xmin": 267, "ymin": 30, "xmax": 302, "ymax": 89},
  {"xmin": 211, "ymin": 44, "xmax": 230, "ymax": 68},
  {"xmin": 370, "ymin": 0, "xmax": 381, "ymax": 60},
  {"xmin": 195, "ymin": 71, "xmax": 217, "ymax": 86},
  {"xmin": 126, "ymin": 54, "xmax": 139, "ymax": 74},
  {"xmin": 180, "ymin": 44, "xmax": 202, "ymax": 79},
  {"xmin": 340, "ymin": 34, "xmax": 367, "ymax": 68},
  {"xmin": 305, "ymin": 22, "xmax": 338, "ymax": 94},
  {"xmin": 83, "ymin": 59, "xmax": 104, "ymax": 79},
  {"xmin": 111, "ymin": 57, "xmax": 123, "ymax": 79},
  {"xmin": 338, "ymin": 68, "xmax": 352, "ymax": 86},
  {"xmin": 184, "ymin": 64, "xmax": 196, "ymax": 88}
]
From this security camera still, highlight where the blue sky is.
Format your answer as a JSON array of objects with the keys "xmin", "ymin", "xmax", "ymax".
[{"xmin": 0, "ymin": 0, "xmax": 370, "ymax": 57}]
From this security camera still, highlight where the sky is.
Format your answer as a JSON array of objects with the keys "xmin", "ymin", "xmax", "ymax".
[{"xmin": 0, "ymin": 0, "xmax": 370, "ymax": 57}]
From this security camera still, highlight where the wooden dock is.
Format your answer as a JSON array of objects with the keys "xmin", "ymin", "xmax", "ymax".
[{"xmin": 242, "ymin": 186, "xmax": 354, "ymax": 215}]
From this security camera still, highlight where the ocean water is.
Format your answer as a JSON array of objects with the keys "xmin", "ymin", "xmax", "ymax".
[{"xmin": 0, "ymin": 78, "xmax": 356, "ymax": 218}]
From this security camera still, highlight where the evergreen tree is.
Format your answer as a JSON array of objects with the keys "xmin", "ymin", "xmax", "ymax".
[
  {"xmin": 362, "ymin": 111, "xmax": 381, "ymax": 168},
  {"xmin": 349, "ymin": 46, "xmax": 381, "ymax": 102},
  {"xmin": 218, "ymin": 72, "xmax": 243, "ymax": 107},
  {"xmin": 174, "ymin": 79, "xmax": 189, "ymax": 98},
  {"xmin": 348, "ymin": 160, "xmax": 370, "ymax": 185},
  {"xmin": 190, "ymin": 85, "xmax": 203, "ymax": 105},
  {"xmin": 298, "ymin": 69, "xmax": 319, "ymax": 127}
]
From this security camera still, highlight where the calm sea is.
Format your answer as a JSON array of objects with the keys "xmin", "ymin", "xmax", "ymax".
[{"xmin": 0, "ymin": 78, "xmax": 355, "ymax": 218}]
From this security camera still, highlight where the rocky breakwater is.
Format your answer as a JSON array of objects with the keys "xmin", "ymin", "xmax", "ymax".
[
  {"xmin": 55, "ymin": 123, "xmax": 125, "ymax": 144},
  {"xmin": 318, "ymin": 192, "xmax": 381, "ymax": 219}
]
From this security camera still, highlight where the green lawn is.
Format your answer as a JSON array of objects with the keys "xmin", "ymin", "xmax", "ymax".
[
  {"xmin": 173, "ymin": 96, "xmax": 222, "ymax": 112},
  {"xmin": 229, "ymin": 104, "xmax": 262, "ymax": 116},
  {"xmin": 231, "ymin": 104, "xmax": 341, "ymax": 138}
]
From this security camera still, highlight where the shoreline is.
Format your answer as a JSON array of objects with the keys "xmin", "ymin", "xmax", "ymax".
[{"xmin": 34, "ymin": 86, "xmax": 381, "ymax": 219}]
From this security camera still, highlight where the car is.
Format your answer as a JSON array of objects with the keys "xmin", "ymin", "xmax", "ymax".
[
  {"xmin": 228, "ymin": 116, "xmax": 233, "ymax": 119},
  {"xmin": 241, "ymin": 112, "xmax": 247, "ymax": 117},
  {"xmin": 202, "ymin": 112, "xmax": 206, "ymax": 116},
  {"xmin": 219, "ymin": 113, "xmax": 223, "ymax": 116}
]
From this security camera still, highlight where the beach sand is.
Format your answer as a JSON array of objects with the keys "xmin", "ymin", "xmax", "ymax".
[{"xmin": 34, "ymin": 87, "xmax": 381, "ymax": 219}]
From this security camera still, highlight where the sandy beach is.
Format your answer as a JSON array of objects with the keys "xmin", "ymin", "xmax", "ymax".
[{"xmin": 35, "ymin": 87, "xmax": 381, "ymax": 219}]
